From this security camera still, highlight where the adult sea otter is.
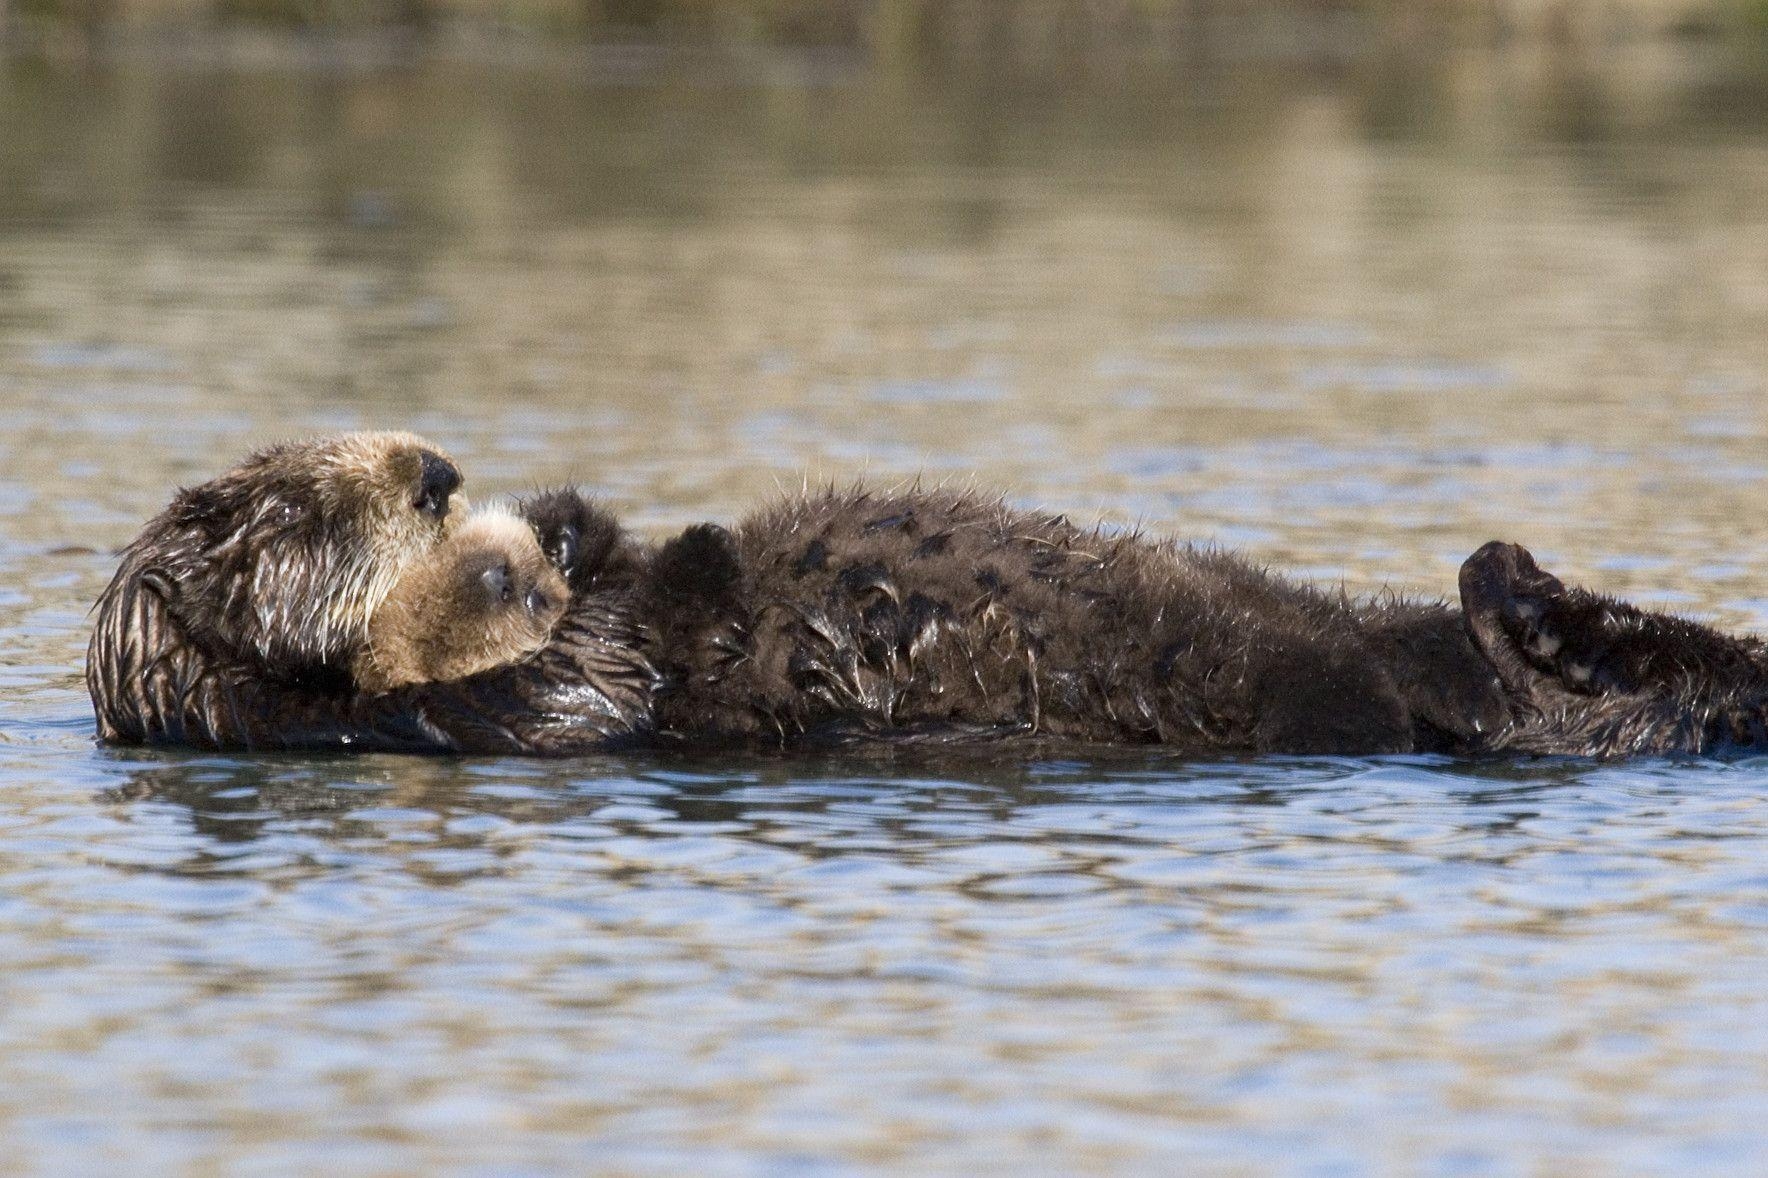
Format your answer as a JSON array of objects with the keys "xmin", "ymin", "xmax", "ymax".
[
  {"xmin": 85, "ymin": 433, "xmax": 1768, "ymax": 757},
  {"xmin": 86, "ymin": 433, "xmax": 655, "ymax": 754}
]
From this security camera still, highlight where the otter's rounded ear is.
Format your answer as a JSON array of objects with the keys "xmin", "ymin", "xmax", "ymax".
[{"xmin": 140, "ymin": 568, "xmax": 180, "ymax": 603}]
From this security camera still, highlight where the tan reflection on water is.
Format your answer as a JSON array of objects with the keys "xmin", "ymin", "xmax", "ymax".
[
  {"xmin": 3, "ymin": 38, "xmax": 1768, "ymax": 1174},
  {"xmin": 3, "ymin": 44, "xmax": 1768, "ymax": 601}
]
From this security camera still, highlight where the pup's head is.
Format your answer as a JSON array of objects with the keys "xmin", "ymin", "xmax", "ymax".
[{"xmin": 356, "ymin": 506, "xmax": 568, "ymax": 692}]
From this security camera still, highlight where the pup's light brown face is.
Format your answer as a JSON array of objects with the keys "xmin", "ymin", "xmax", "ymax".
[
  {"xmin": 356, "ymin": 509, "xmax": 569, "ymax": 693},
  {"xmin": 139, "ymin": 431, "xmax": 465, "ymax": 673}
]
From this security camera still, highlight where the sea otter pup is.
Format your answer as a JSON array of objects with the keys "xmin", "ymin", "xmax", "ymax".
[
  {"xmin": 554, "ymin": 485, "xmax": 1512, "ymax": 754},
  {"xmin": 354, "ymin": 507, "xmax": 569, "ymax": 692},
  {"xmin": 87, "ymin": 433, "xmax": 656, "ymax": 753}
]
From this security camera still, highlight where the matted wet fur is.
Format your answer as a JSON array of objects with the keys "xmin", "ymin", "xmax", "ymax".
[
  {"xmin": 87, "ymin": 434, "xmax": 656, "ymax": 753},
  {"xmin": 568, "ymin": 485, "xmax": 1766, "ymax": 757},
  {"xmin": 620, "ymin": 485, "xmax": 1511, "ymax": 754},
  {"xmin": 354, "ymin": 507, "xmax": 568, "ymax": 692}
]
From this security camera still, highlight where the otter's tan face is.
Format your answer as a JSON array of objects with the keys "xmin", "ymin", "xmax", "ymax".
[
  {"xmin": 356, "ymin": 508, "xmax": 568, "ymax": 693},
  {"xmin": 142, "ymin": 431, "xmax": 465, "ymax": 673}
]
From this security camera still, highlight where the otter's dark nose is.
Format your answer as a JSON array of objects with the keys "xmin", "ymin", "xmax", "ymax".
[{"xmin": 415, "ymin": 451, "xmax": 461, "ymax": 520}]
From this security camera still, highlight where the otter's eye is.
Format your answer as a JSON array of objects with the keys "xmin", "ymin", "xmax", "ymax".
[
  {"xmin": 525, "ymin": 588, "xmax": 550, "ymax": 615},
  {"xmin": 276, "ymin": 501, "xmax": 302, "ymax": 527},
  {"xmin": 414, "ymin": 451, "xmax": 461, "ymax": 521},
  {"xmin": 480, "ymin": 560, "xmax": 512, "ymax": 603}
]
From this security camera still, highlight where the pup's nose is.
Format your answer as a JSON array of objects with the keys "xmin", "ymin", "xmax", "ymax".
[
  {"xmin": 415, "ymin": 451, "xmax": 462, "ymax": 519},
  {"xmin": 479, "ymin": 560, "xmax": 511, "ymax": 602}
]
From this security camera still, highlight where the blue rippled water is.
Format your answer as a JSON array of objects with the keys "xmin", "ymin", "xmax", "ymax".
[{"xmin": 4, "ymin": 38, "xmax": 1768, "ymax": 1174}]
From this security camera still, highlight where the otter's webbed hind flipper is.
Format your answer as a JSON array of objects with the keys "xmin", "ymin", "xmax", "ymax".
[
  {"xmin": 1460, "ymin": 541, "xmax": 1768, "ymax": 755},
  {"xmin": 1462, "ymin": 541, "xmax": 1768, "ymax": 700}
]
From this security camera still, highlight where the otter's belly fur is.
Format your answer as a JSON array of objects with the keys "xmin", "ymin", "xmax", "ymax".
[{"xmin": 634, "ymin": 489, "xmax": 1510, "ymax": 754}]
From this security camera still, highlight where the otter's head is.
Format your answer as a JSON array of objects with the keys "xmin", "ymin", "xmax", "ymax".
[
  {"xmin": 125, "ymin": 431, "xmax": 465, "ymax": 675},
  {"xmin": 355, "ymin": 507, "xmax": 568, "ymax": 692}
]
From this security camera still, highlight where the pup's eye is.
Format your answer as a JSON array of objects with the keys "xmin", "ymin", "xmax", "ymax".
[
  {"xmin": 525, "ymin": 588, "xmax": 550, "ymax": 615},
  {"xmin": 413, "ymin": 450, "xmax": 461, "ymax": 521}
]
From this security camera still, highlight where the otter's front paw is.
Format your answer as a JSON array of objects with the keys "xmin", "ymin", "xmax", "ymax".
[
  {"xmin": 517, "ymin": 488, "xmax": 627, "ymax": 595},
  {"xmin": 650, "ymin": 524, "xmax": 742, "ymax": 610}
]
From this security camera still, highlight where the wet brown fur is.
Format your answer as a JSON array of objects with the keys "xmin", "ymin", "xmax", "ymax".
[
  {"xmin": 91, "ymin": 436, "xmax": 1768, "ymax": 758},
  {"xmin": 355, "ymin": 509, "xmax": 568, "ymax": 692},
  {"xmin": 87, "ymin": 432, "xmax": 467, "ymax": 744},
  {"xmin": 633, "ymin": 485, "xmax": 1510, "ymax": 754}
]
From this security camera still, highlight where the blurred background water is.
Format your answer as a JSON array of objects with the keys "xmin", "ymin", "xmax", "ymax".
[{"xmin": 5, "ymin": 15, "xmax": 1768, "ymax": 1174}]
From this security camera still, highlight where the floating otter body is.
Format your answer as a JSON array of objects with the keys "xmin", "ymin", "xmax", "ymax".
[
  {"xmin": 87, "ymin": 433, "xmax": 1768, "ymax": 758},
  {"xmin": 536, "ymin": 486, "xmax": 1768, "ymax": 758},
  {"xmin": 614, "ymin": 487, "xmax": 1509, "ymax": 754},
  {"xmin": 354, "ymin": 507, "xmax": 568, "ymax": 692}
]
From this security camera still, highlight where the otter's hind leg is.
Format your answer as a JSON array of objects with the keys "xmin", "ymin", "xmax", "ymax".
[
  {"xmin": 1458, "ymin": 541, "xmax": 1768, "ymax": 755},
  {"xmin": 1245, "ymin": 640, "xmax": 1414, "ymax": 755},
  {"xmin": 1356, "ymin": 602, "xmax": 1509, "ymax": 752},
  {"xmin": 1460, "ymin": 541, "xmax": 1768, "ymax": 701}
]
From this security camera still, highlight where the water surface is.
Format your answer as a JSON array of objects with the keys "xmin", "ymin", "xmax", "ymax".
[{"xmin": 4, "ymin": 39, "xmax": 1768, "ymax": 1173}]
